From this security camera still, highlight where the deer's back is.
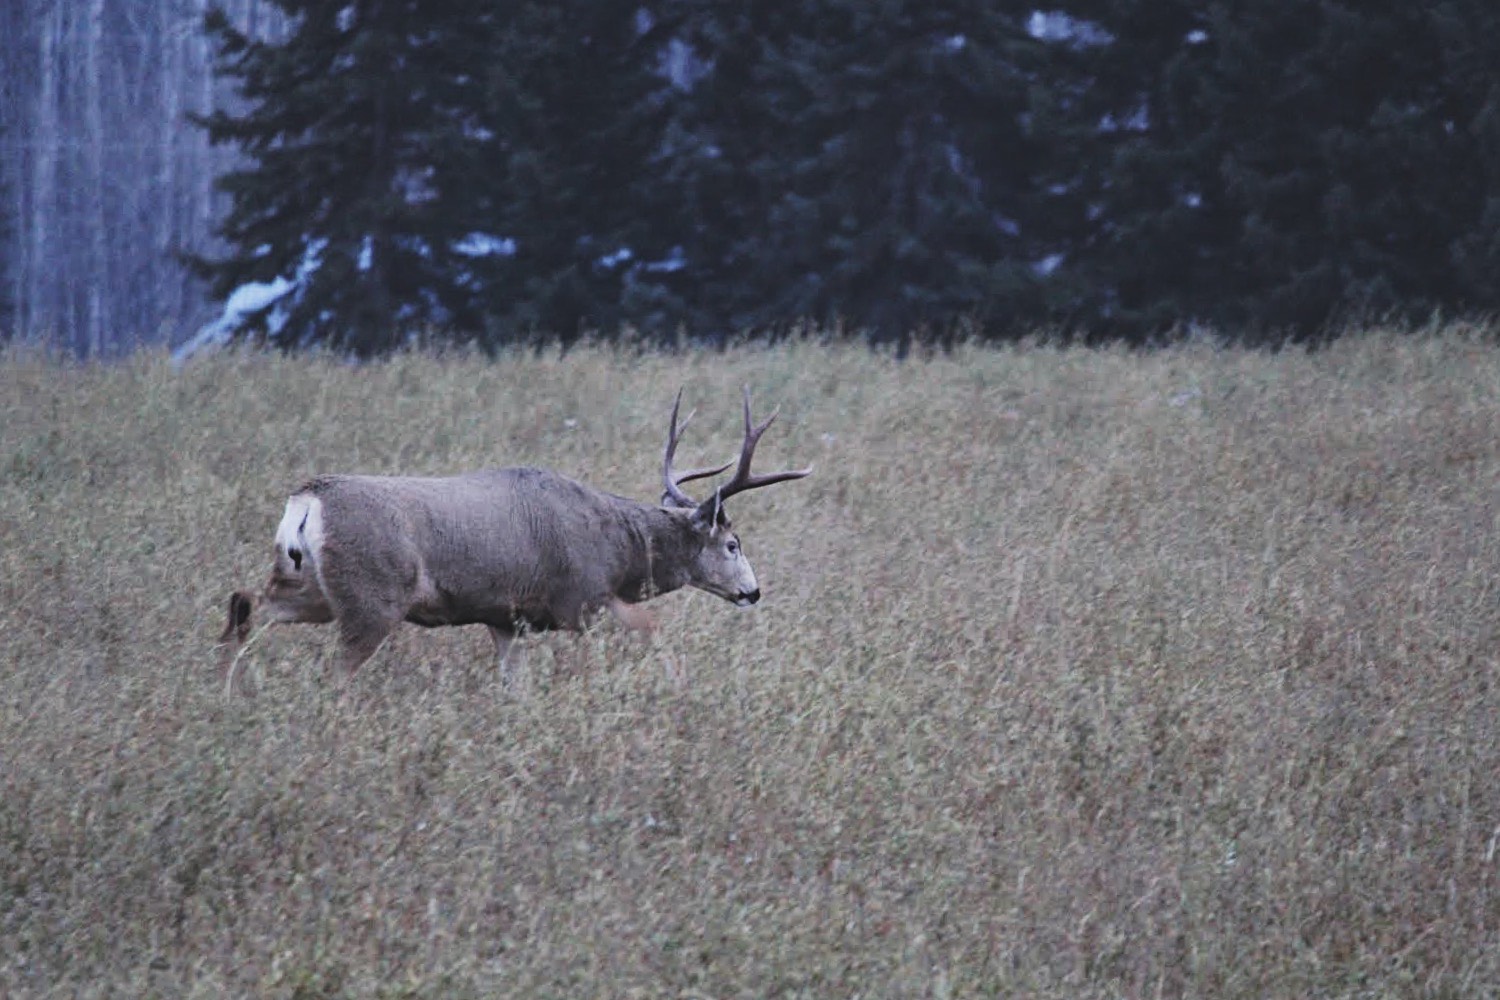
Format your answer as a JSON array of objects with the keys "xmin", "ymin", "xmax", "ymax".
[{"xmin": 298, "ymin": 468, "xmax": 641, "ymax": 629}]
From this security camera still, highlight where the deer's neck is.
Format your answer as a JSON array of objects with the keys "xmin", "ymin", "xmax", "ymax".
[{"xmin": 616, "ymin": 505, "xmax": 700, "ymax": 602}]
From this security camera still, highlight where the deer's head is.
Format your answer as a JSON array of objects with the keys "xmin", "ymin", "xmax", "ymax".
[{"xmin": 661, "ymin": 388, "xmax": 811, "ymax": 606}]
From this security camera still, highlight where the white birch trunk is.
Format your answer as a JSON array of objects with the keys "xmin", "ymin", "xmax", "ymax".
[
  {"xmin": 158, "ymin": 0, "xmax": 185, "ymax": 332},
  {"xmin": 195, "ymin": 0, "xmax": 218, "ymax": 263},
  {"xmin": 4, "ymin": 0, "xmax": 288, "ymax": 351},
  {"xmin": 26, "ymin": 0, "xmax": 61, "ymax": 343},
  {"xmin": 82, "ymin": 0, "xmax": 108, "ymax": 356}
]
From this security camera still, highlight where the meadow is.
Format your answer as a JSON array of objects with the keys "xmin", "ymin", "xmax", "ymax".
[{"xmin": 1, "ymin": 329, "xmax": 1498, "ymax": 997}]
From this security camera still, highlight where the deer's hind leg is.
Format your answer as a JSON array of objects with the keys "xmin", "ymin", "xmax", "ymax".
[
  {"xmin": 217, "ymin": 579, "xmax": 337, "ymax": 695},
  {"xmin": 335, "ymin": 614, "xmax": 397, "ymax": 676},
  {"xmin": 216, "ymin": 591, "xmax": 259, "ymax": 695},
  {"xmin": 216, "ymin": 581, "xmax": 334, "ymax": 647},
  {"xmin": 323, "ymin": 581, "xmax": 407, "ymax": 678},
  {"xmin": 317, "ymin": 524, "xmax": 421, "ymax": 679},
  {"xmin": 219, "ymin": 591, "xmax": 255, "ymax": 647}
]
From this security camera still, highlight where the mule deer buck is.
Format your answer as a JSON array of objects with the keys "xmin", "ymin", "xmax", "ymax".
[{"xmin": 218, "ymin": 388, "xmax": 810, "ymax": 685}]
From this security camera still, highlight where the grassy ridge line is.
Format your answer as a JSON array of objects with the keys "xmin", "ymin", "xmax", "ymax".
[{"xmin": 1, "ymin": 331, "xmax": 1498, "ymax": 996}]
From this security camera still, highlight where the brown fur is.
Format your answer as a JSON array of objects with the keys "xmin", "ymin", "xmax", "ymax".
[{"xmin": 217, "ymin": 393, "xmax": 808, "ymax": 686}]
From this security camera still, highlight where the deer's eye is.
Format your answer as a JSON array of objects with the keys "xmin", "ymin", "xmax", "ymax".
[{"xmin": 726, "ymin": 539, "xmax": 740, "ymax": 555}]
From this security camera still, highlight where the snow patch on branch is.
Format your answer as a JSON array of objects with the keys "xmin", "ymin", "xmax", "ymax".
[
  {"xmin": 171, "ymin": 237, "xmax": 326, "ymax": 366},
  {"xmin": 643, "ymin": 246, "xmax": 686, "ymax": 273},
  {"xmin": 1031, "ymin": 252, "xmax": 1066, "ymax": 277},
  {"xmin": 1027, "ymin": 11, "xmax": 1112, "ymax": 48},
  {"xmin": 452, "ymin": 232, "xmax": 516, "ymax": 258},
  {"xmin": 171, "ymin": 278, "xmax": 291, "ymax": 366}
]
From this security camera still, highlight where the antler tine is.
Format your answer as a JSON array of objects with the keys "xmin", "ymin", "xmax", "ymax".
[
  {"xmin": 662, "ymin": 389, "xmax": 732, "ymax": 507},
  {"xmin": 710, "ymin": 386, "xmax": 814, "ymax": 505}
]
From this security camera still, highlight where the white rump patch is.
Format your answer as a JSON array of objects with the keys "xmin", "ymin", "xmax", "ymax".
[{"xmin": 275, "ymin": 494, "xmax": 326, "ymax": 578}]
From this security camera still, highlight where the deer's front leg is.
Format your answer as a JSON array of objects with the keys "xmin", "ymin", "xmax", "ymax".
[
  {"xmin": 488, "ymin": 625, "xmax": 525, "ymax": 684},
  {"xmin": 606, "ymin": 596, "xmax": 657, "ymax": 636}
]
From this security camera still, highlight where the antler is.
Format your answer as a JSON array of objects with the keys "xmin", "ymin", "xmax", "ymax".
[
  {"xmin": 662, "ymin": 387, "xmax": 812, "ymax": 514},
  {"xmin": 662, "ymin": 389, "xmax": 732, "ymax": 508},
  {"xmin": 706, "ymin": 386, "xmax": 813, "ymax": 509}
]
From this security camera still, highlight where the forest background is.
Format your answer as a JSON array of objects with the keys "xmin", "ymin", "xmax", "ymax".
[{"xmin": 3, "ymin": 0, "xmax": 1499, "ymax": 358}]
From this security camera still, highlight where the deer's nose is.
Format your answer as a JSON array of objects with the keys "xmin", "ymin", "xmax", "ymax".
[{"xmin": 736, "ymin": 588, "xmax": 761, "ymax": 607}]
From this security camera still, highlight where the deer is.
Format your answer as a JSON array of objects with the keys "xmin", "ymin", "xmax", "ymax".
[{"xmin": 217, "ymin": 388, "xmax": 810, "ymax": 688}]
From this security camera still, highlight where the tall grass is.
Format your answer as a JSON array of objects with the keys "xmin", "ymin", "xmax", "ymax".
[{"xmin": 2, "ymin": 329, "xmax": 1498, "ymax": 996}]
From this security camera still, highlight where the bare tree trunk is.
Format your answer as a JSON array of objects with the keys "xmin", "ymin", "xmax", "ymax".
[
  {"xmin": 2, "ymin": 2, "xmax": 27, "ymax": 333},
  {"xmin": 8, "ymin": 165, "xmax": 22, "ymax": 338},
  {"xmin": 158, "ymin": 0, "xmax": 185, "ymax": 335},
  {"xmin": 27, "ymin": 0, "xmax": 61, "ymax": 344},
  {"xmin": 3, "ymin": 0, "xmax": 286, "ymax": 353},
  {"xmin": 82, "ymin": 0, "xmax": 108, "ymax": 357},
  {"xmin": 195, "ymin": 0, "xmax": 218, "ymax": 267}
]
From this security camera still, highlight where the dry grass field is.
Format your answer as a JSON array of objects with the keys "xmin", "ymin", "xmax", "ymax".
[{"xmin": 2, "ymin": 328, "xmax": 1499, "ymax": 997}]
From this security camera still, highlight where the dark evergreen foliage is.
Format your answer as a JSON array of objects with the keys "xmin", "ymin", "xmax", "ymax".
[
  {"xmin": 660, "ymin": 0, "xmax": 1051, "ymax": 343},
  {"xmin": 191, "ymin": 0, "xmax": 498, "ymax": 356},
  {"xmin": 1434, "ymin": 0, "xmax": 1500, "ymax": 315},
  {"xmin": 474, "ymin": 0, "xmax": 678, "ymax": 343},
  {"xmin": 193, "ymin": 0, "xmax": 1500, "ymax": 352},
  {"xmin": 1053, "ymin": 0, "xmax": 1500, "ymax": 340}
]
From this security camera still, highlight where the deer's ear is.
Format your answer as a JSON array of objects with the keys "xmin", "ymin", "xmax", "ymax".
[{"xmin": 692, "ymin": 492, "xmax": 730, "ymax": 531}]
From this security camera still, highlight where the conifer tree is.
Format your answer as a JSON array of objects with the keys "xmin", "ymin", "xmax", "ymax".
[
  {"xmin": 1056, "ymin": 0, "xmax": 1500, "ymax": 339},
  {"xmin": 1435, "ymin": 0, "xmax": 1500, "ymax": 315},
  {"xmin": 646, "ymin": 2, "xmax": 811, "ymax": 337},
  {"xmin": 477, "ymin": 0, "xmax": 677, "ymax": 342},
  {"xmin": 192, "ymin": 0, "xmax": 498, "ymax": 356},
  {"xmin": 659, "ymin": 0, "xmax": 1050, "ymax": 342}
]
